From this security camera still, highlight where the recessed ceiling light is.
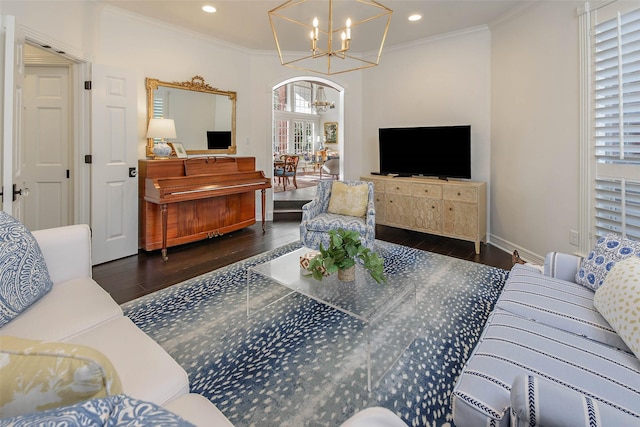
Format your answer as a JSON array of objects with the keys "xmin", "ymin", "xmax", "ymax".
[
  {"xmin": 202, "ymin": 5, "xmax": 216, "ymax": 13},
  {"xmin": 408, "ymin": 14, "xmax": 422, "ymax": 22}
]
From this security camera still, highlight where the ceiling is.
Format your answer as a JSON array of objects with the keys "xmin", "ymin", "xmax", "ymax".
[{"xmin": 100, "ymin": 1, "xmax": 526, "ymax": 53}]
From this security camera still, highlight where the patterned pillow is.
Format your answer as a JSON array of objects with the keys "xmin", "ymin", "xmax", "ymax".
[
  {"xmin": 594, "ymin": 257, "xmax": 640, "ymax": 360},
  {"xmin": 327, "ymin": 182, "xmax": 368, "ymax": 217},
  {"xmin": 0, "ymin": 212, "xmax": 53, "ymax": 326},
  {"xmin": 0, "ymin": 394, "xmax": 195, "ymax": 427},
  {"xmin": 0, "ymin": 336, "xmax": 123, "ymax": 418},
  {"xmin": 575, "ymin": 233, "xmax": 640, "ymax": 291}
]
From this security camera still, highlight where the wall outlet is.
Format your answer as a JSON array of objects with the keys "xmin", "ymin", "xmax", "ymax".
[{"xmin": 570, "ymin": 230, "xmax": 579, "ymax": 246}]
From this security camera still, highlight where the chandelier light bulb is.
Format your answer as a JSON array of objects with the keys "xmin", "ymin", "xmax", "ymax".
[
  {"xmin": 346, "ymin": 18, "xmax": 351, "ymax": 39},
  {"xmin": 313, "ymin": 16, "xmax": 319, "ymax": 40}
]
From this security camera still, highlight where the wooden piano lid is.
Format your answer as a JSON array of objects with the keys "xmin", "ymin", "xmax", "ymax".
[{"xmin": 184, "ymin": 156, "xmax": 239, "ymax": 176}]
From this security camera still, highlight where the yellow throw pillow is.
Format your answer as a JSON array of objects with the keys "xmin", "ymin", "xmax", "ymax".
[
  {"xmin": 0, "ymin": 336, "xmax": 123, "ymax": 418},
  {"xmin": 327, "ymin": 182, "xmax": 369, "ymax": 217},
  {"xmin": 594, "ymin": 256, "xmax": 640, "ymax": 359}
]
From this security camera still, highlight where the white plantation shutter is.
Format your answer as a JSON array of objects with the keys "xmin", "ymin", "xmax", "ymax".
[
  {"xmin": 594, "ymin": 178, "xmax": 640, "ymax": 238},
  {"xmin": 592, "ymin": 6, "xmax": 640, "ymax": 240}
]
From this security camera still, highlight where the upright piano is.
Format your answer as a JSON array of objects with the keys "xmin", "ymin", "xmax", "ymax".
[{"xmin": 139, "ymin": 157, "xmax": 271, "ymax": 260}]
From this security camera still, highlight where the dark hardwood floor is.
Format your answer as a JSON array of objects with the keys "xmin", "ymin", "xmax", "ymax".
[{"xmin": 92, "ymin": 220, "xmax": 513, "ymax": 305}]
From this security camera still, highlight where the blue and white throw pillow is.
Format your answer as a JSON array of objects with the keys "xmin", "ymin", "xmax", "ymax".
[
  {"xmin": 0, "ymin": 212, "xmax": 53, "ymax": 327},
  {"xmin": 576, "ymin": 233, "xmax": 640, "ymax": 291}
]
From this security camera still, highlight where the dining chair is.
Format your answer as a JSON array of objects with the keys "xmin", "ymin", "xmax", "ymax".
[{"xmin": 274, "ymin": 155, "xmax": 299, "ymax": 191}]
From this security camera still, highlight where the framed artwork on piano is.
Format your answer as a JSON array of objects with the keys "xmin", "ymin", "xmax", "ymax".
[{"xmin": 170, "ymin": 142, "xmax": 187, "ymax": 158}]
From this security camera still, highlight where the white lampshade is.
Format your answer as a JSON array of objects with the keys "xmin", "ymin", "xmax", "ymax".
[{"xmin": 146, "ymin": 118, "xmax": 177, "ymax": 139}]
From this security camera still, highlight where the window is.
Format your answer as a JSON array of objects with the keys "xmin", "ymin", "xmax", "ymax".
[
  {"xmin": 273, "ymin": 81, "xmax": 322, "ymax": 155},
  {"xmin": 590, "ymin": 6, "xmax": 640, "ymax": 241},
  {"xmin": 274, "ymin": 119, "xmax": 289, "ymax": 154},
  {"xmin": 293, "ymin": 82, "xmax": 313, "ymax": 114},
  {"xmin": 273, "ymin": 86, "xmax": 287, "ymax": 111}
]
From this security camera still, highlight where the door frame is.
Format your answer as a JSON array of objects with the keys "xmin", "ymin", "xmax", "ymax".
[{"xmin": 21, "ymin": 29, "xmax": 91, "ymax": 226}]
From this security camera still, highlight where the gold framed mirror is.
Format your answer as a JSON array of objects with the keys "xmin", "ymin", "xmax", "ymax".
[{"xmin": 146, "ymin": 76, "xmax": 237, "ymax": 157}]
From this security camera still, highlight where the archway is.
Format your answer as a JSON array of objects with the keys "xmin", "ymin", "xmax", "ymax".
[{"xmin": 271, "ymin": 77, "xmax": 344, "ymax": 198}]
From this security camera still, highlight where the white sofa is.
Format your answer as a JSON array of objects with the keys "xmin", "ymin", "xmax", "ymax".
[
  {"xmin": 452, "ymin": 250, "xmax": 640, "ymax": 426},
  {"xmin": 0, "ymin": 224, "xmax": 232, "ymax": 426}
]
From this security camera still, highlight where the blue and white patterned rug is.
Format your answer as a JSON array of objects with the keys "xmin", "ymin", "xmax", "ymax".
[{"xmin": 122, "ymin": 240, "xmax": 508, "ymax": 426}]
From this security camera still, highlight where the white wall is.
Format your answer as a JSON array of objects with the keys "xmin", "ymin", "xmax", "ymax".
[
  {"xmin": 490, "ymin": 2, "xmax": 581, "ymax": 261},
  {"xmin": 362, "ymin": 27, "xmax": 492, "ymax": 233}
]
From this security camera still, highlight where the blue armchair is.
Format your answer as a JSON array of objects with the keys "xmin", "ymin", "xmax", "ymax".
[{"xmin": 300, "ymin": 180, "xmax": 376, "ymax": 250}]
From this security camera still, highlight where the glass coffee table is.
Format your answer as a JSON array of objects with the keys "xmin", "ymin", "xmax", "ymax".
[{"xmin": 247, "ymin": 247, "xmax": 417, "ymax": 392}]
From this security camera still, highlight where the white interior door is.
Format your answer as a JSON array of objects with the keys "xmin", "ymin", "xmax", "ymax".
[
  {"xmin": 23, "ymin": 65, "xmax": 70, "ymax": 230},
  {"xmin": 90, "ymin": 64, "xmax": 138, "ymax": 265},
  {"xmin": 1, "ymin": 15, "xmax": 25, "ymax": 219}
]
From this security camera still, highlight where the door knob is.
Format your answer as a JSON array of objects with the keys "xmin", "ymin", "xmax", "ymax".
[{"xmin": 12, "ymin": 184, "xmax": 29, "ymax": 201}]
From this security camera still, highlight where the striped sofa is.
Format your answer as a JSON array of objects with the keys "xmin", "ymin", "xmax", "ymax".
[{"xmin": 452, "ymin": 254, "xmax": 640, "ymax": 426}]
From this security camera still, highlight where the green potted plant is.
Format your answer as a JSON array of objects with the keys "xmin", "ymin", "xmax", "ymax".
[{"xmin": 307, "ymin": 229, "xmax": 386, "ymax": 283}]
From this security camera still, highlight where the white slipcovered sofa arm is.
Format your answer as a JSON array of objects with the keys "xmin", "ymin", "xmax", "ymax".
[
  {"xmin": 543, "ymin": 252, "xmax": 582, "ymax": 283},
  {"xmin": 32, "ymin": 224, "xmax": 92, "ymax": 283},
  {"xmin": 339, "ymin": 407, "xmax": 406, "ymax": 427},
  {"xmin": 510, "ymin": 375, "xmax": 639, "ymax": 426}
]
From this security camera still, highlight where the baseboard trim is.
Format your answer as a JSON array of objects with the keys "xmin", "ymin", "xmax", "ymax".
[{"xmin": 488, "ymin": 233, "xmax": 544, "ymax": 266}]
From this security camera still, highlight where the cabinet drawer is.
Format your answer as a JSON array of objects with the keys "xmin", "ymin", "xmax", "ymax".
[
  {"xmin": 412, "ymin": 183, "xmax": 442, "ymax": 199},
  {"xmin": 443, "ymin": 186, "xmax": 477, "ymax": 203},
  {"xmin": 385, "ymin": 181, "xmax": 412, "ymax": 195}
]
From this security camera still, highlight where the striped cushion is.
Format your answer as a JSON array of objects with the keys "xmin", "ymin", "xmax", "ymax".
[
  {"xmin": 510, "ymin": 374, "xmax": 640, "ymax": 427},
  {"xmin": 497, "ymin": 264, "xmax": 629, "ymax": 351},
  {"xmin": 544, "ymin": 251, "xmax": 583, "ymax": 282},
  {"xmin": 452, "ymin": 309, "xmax": 640, "ymax": 427}
]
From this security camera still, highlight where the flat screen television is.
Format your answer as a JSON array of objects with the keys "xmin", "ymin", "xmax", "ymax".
[
  {"xmin": 206, "ymin": 131, "xmax": 232, "ymax": 149},
  {"xmin": 378, "ymin": 125, "xmax": 471, "ymax": 179}
]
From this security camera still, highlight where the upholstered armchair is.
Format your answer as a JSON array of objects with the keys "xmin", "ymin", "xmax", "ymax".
[
  {"xmin": 320, "ymin": 158, "xmax": 340, "ymax": 180},
  {"xmin": 300, "ymin": 180, "xmax": 376, "ymax": 250}
]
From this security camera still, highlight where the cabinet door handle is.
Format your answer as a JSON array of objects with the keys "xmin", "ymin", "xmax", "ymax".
[{"xmin": 457, "ymin": 192, "xmax": 461, "ymax": 196}]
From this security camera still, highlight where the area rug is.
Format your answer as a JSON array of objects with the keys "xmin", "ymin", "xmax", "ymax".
[
  {"xmin": 273, "ymin": 174, "xmax": 321, "ymax": 193},
  {"xmin": 122, "ymin": 241, "xmax": 508, "ymax": 426}
]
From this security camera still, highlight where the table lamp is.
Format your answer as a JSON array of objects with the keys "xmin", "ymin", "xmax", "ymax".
[{"xmin": 147, "ymin": 118, "xmax": 176, "ymax": 159}]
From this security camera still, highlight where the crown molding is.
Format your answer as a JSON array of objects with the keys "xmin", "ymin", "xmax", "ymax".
[{"xmin": 378, "ymin": 25, "xmax": 490, "ymax": 56}]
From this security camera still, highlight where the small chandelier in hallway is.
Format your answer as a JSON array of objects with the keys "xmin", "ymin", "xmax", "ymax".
[
  {"xmin": 268, "ymin": 0, "xmax": 392, "ymax": 75},
  {"xmin": 312, "ymin": 86, "xmax": 335, "ymax": 113}
]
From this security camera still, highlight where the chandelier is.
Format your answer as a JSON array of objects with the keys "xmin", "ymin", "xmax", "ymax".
[
  {"xmin": 268, "ymin": 0, "xmax": 393, "ymax": 75},
  {"xmin": 312, "ymin": 86, "xmax": 335, "ymax": 113}
]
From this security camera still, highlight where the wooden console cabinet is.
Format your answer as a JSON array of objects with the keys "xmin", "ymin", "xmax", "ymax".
[
  {"xmin": 139, "ymin": 157, "xmax": 270, "ymax": 259},
  {"xmin": 361, "ymin": 175, "xmax": 487, "ymax": 254}
]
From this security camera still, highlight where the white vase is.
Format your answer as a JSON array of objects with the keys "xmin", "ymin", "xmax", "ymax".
[{"xmin": 153, "ymin": 142, "xmax": 172, "ymax": 159}]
